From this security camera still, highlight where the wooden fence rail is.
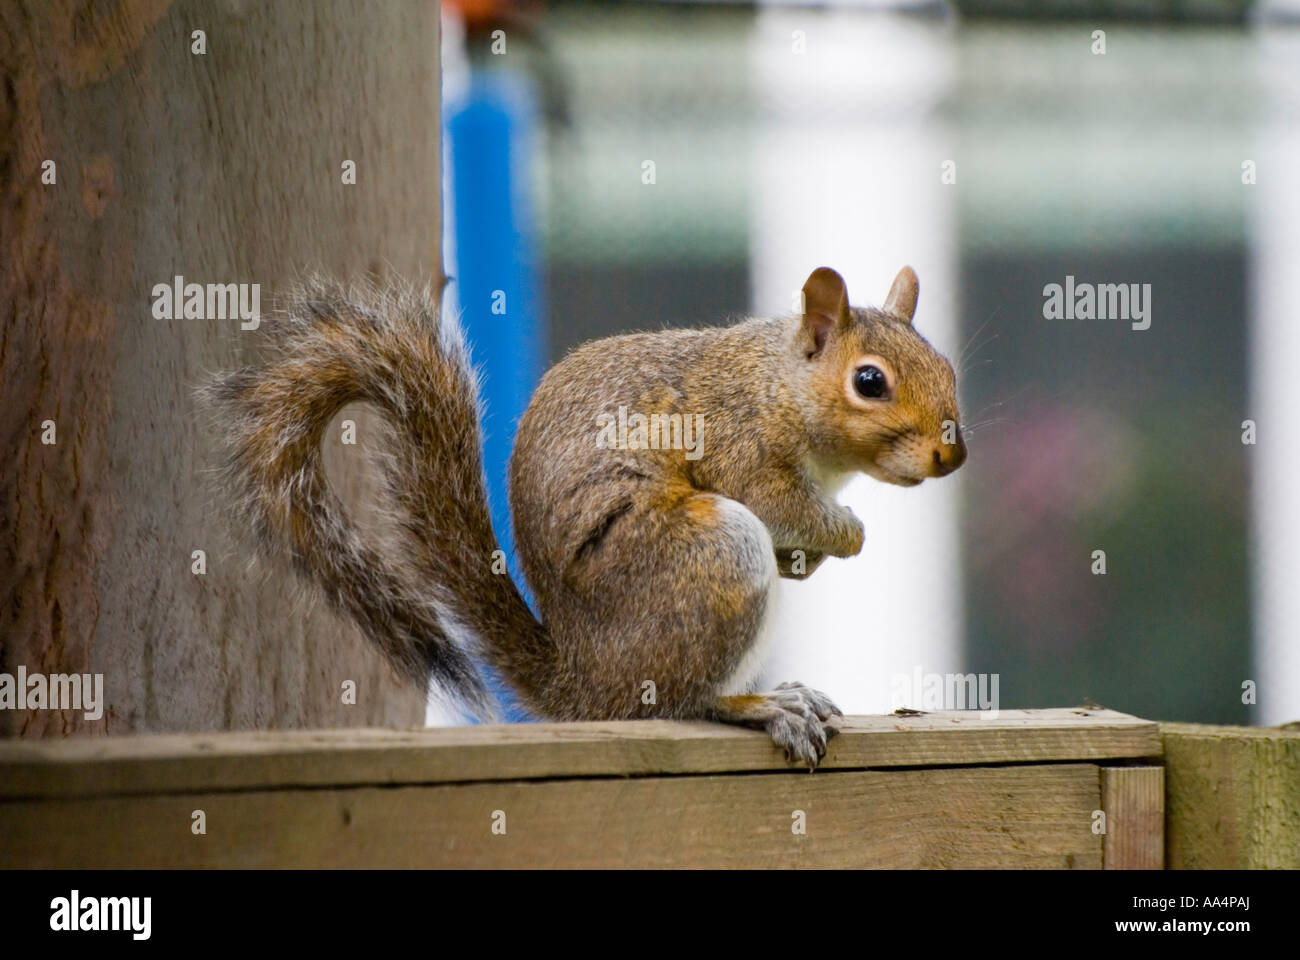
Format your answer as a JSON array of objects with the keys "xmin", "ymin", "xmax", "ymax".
[{"xmin": 0, "ymin": 708, "xmax": 1167, "ymax": 868}]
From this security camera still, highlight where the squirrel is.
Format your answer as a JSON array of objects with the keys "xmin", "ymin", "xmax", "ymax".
[{"xmin": 206, "ymin": 265, "xmax": 966, "ymax": 768}]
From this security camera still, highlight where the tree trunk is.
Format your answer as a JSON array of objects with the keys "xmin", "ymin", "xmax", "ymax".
[{"xmin": 0, "ymin": 0, "xmax": 438, "ymax": 735}]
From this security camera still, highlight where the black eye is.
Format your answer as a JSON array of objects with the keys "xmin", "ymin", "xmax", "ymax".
[{"xmin": 853, "ymin": 365, "xmax": 889, "ymax": 400}]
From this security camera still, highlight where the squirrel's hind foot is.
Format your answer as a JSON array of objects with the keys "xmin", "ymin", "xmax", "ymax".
[{"xmin": 714, "ymin": 682, "xmax": 842, "ymax": 770}]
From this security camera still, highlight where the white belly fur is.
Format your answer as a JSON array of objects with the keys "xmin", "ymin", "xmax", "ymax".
[
  {"xmin": 714, "ymin": 497, "xmax": 780, "ymax": 696},
  {"xmin": 717, "ymin": 461, "xmax": 853, "ymax": 696}
]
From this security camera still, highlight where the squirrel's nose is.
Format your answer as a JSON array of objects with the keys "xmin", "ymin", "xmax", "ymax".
[{"xmin": 931, "ymin": 435, "xmax": 967, "ymax": 477}]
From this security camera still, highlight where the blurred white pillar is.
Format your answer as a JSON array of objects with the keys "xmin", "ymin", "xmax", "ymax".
[
  {"xmin": 749, "ymin": 9, "xmax": 963, "ymax": 713},
  {"xmin": 1248, "ymin": 26, "xmax": 1300, "ymax": 727}
]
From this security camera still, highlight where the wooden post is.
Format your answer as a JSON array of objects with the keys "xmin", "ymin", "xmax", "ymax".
[
  {"xmin": 0, "ymin": 1, "xmax": 437, "ymax": 735},
  {"xmin": 1163, "ymin": 722, "xmax": 1300, "ymax": 869}
]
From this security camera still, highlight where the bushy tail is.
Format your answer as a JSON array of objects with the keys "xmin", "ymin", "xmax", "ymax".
[{"xmin": 204, "ymin": 277, "xmax": 552, "ymax": 717}]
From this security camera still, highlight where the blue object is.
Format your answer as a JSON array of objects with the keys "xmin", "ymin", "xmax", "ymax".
[{"xmin": 446, "ymin": 71, "xmax": 546, "ymax": 722}]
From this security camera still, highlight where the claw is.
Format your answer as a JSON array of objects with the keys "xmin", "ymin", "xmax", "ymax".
[{"xmin": 756, "ymin": 682, "xmax": 844, "ymax": 770}]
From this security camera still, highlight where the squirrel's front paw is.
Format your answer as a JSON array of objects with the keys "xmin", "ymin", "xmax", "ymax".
[
  {"xmin": 838, "ymin": 513, "xmax": 865, "ymax": 557},
  {"xmin": 766, "ymin": 682, "xmax": 843, "ymax": 769},
  {"xmin": 775, "ymin": 548, "xmax": 826, "ymax": 580}
]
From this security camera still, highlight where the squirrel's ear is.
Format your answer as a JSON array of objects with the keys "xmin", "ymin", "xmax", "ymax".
[
  {"xmin": 800, "ymin": 267, "xmax": 850, "ymax": 358},
  {"xmin": 883, "ymin": 266, "xmax": 919, "ymax": 323}
]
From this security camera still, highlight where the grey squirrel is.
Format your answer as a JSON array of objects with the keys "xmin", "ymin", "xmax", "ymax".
[{"xmin": 207, "ymin": 265, "xmax": 966, "ymax": 768}]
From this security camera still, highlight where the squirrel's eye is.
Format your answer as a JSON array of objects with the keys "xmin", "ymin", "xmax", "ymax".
[{"xmin": 853, "ymin": 365, "xmax": 889, "ymax": 400}]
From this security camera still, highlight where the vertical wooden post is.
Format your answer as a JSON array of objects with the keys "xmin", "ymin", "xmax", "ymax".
[
  {"xmin": 1100, "ymin": 766, "xmax": 1164, "ymax": 869},
  {"xmin": 1163, "ymin": 723, "xmax": 1300, "ymax": 868},
  {"xmin": 0, "ymin": 1, "xmax": 438, "ymax": 735}
]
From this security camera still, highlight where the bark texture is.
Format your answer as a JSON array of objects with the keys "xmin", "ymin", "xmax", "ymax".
[{"xmin": 1, "ymin": 0, "xmax": 439, "ymax": 735}]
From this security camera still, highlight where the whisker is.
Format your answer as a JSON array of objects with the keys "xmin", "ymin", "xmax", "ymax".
[
  {"xmin": 965, "ymin": 382, "xmax": 1033, "ymax": 423},
  {"xmin": 958, "ymin": 306, "xmax": 1003, "ymax": 373},
  {"xmin": 962, "ymin": 417, "xmax": 1012, "ymax": 434},
  {"xmin": 959, "ymin": 309, "xmax": 998, "ymax": 362}
]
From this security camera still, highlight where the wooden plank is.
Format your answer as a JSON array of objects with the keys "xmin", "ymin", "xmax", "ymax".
[
  {"xmin": 0, "ymin": 764, "xmax": 1102, "ymax": 869},
  {"xmin": 1101, "ymin": 766, "xmax": 1164, "ymax": 869},
  {"xmin": 1163, "ymin": 722, "xmax": 1300, "ymax": 869},
  {"xmin": 0, "ymin": 709, "xmax": 1160, "ymax": 800}
]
